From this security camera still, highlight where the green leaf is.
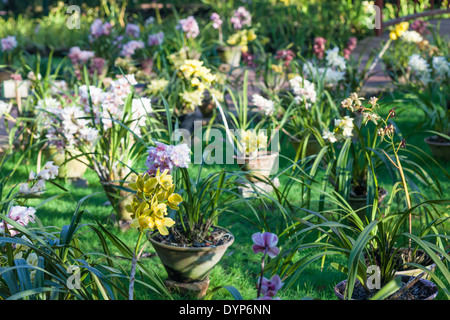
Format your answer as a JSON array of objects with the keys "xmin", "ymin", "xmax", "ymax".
[{"xmin": 369, "ymin": 277, "xmax": 402, "ymax": 300}]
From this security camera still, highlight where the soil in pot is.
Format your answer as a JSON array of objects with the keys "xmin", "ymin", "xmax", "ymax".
[
  {"xmin": 152, "ymin": 224, "xmax": 233, "ymax": 248},
  {"xmin": 334, "ymin": 275, "xmax": 438, "ymax": 300},
  {"xmin": 424, "ymin": 135, "xmax": 450, "ymax": 162}
]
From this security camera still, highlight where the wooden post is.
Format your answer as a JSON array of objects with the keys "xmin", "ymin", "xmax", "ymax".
[{"xmin": 375, "ymin": 0, "xmax": 384, "ymax": 36}]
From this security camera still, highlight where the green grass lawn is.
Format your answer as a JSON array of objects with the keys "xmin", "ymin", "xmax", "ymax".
[{"xmin": 1, "ymin": 96, "xmax": 449, "ymax": 300}]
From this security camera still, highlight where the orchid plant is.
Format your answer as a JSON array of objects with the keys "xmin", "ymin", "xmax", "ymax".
[
  {"xmin": 141, "ymin": 136, "xmax": 244, "ymax": 246},
  {"xmin": 210, "ymin": 7, "xmax": 257, "ymax": 54},
  {"xmin": 126, "ymin": 168, "xmax": 183, "ymax": 299},
  {"xmin": 71, "ymin": 72, "xmax": 162, "ymax": 225},
  {"xmin": 0, "ymin": 35, "xmax": 18, "ymax": 65},
  {"xmin": 175, "ymin": 59, "xmax": 224, "ymax": 114},
  {"xmin": 314, "ymin": 92, "xmax": 447, "ymax": 224},
  {"xmin": 281, "ymin": 71, "xmax": 339, "ymax": 161}
]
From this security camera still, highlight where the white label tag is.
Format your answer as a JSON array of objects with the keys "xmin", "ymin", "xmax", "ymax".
[{"xmin": 2, "ymin": 80, "xmax": 30, "ymax": 98}]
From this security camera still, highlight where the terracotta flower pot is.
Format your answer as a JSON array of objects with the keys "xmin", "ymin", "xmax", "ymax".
[
  {"xmin": 45, "ymin": 147, "xmax": 88, "ymax": 179},
  {"xmin": 236, "ymin": 151, "xmax": 279, "ymax": 182},
  {"xmin": 217, "ymin": 45, "xmax": 242, "ymax": 68},
  {"xmin": 424, "ymin": 136, "xmax": 450, "ymax": 162},
  {"xmin": 334, "ymin": 275, "xmax": 438, "ymax": 300},
  {"xmin": 148, "ymin": 226, "xmax": 234, "ymax": 283}
]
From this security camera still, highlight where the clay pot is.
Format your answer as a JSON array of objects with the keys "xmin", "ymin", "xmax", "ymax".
[
  {"xmin": 334, "ymin": 275, "xmax": 438, "ymax": 300},
  {"xmin": 217, "ymin": 45, "xmax": 242, "ymax": 68},
  {"xmin": 148, "ymin": 226, "xmax": 234, "ymax": 283},
  {"xmin": 236, "ymin": 151, "xmax": 279, "ymax": 182},
  {"xmin": 45, "ymin": 147, "xmax": 88, "ymax": 179},
  {"xmin": 424, "ymin": 136, "xmax": 450, "ymax": 162}
]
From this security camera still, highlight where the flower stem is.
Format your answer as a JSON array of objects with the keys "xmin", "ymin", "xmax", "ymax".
[
  {"xmin": 257, "ymin": 250, "xmax": 267, "ymax": 298},
  {"xmin": 129, "ymin": 231, "xmax": 144, "ymax": 300},
  {"xmin": 394, "ymin": 149, "xmax": 413, "ymax": 260}
]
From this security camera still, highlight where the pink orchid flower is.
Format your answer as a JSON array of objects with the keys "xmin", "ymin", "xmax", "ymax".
[{"xmin": 252, "ymin": 232, "xmax": 279, "ymax": 258}]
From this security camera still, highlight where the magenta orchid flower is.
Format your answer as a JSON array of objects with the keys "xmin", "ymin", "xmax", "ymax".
[{"xmin": 252, "ymin": 232, "xmax": 279, "ymax": 258}]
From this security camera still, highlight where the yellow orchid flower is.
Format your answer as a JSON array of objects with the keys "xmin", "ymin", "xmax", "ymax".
[
  {"xmin": 247, "ymin": 29, "xmax": 257, "ymax": 42},
  {"xmin": 168, "ymin": 193, "xmax": 183, "ymax": 210},
  {"xmin": 152, "ymin": 202, "xmax": 168, "ymax": 219},
  {"xmin": 130, "ymin": 216, "xmax": 152, "ymax": 231},
  {"xmin": 154, "ymin": 217, "xmax": 175, "ymax": 236},
  {"xmin": 390, "ymin": 22, "xmax": 409, "ymax": 40},
  {"xmin": 155, "ymin": 168, "xmax": 173, "ymax": 190}
]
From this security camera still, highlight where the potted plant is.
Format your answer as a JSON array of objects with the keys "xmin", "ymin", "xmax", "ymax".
[
  {"xmin": 398, "ymin": 54, "xmax": 450, "ymax": 162},
  {"xmin": 35, "ymin": 96, "xmax": 93, "ymax": 180},
  {"xmin": 319, "ymin": 94, "xmax": 390, "ymax": 217},
  {"xmin": 209, "ymin": 8, "xmax": 257, "ymax": 68},
  {"xmin": 283, "ymin": 73, "xmax": 338, "ymax": 161},
  {"xmin": 268, "ymin": 187, "xmax": 448, "ymax": 300},
  {"xmin": 131, "ymin": 140, "xmax": 239, "ymax": 297},
  {"xmin": 176, "ymin": 58, "xmax": 224, "ymax": 118},
  {"xmin": 73, "ymin": 73, "xmax": 158, "ymax": 228},
  {"xmin": 415, "ymin": 91, "xmax": 449, "ymax": 162},
  {"xmin": 216, "ymin": 71, "xmax": 280, "ymax": 183},
  {"xmin": 235, "ymin": 128, "xmax": 278, "ymax": 182}
]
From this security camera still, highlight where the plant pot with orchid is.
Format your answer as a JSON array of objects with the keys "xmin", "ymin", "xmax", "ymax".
[
  {"xmin": 396, "ymin": 51, "xmax": 450, "ymax": 162},
  {"xmin": 127, "ymin": 137, "xmax": 243, "ymax": 296},
  {"xmin": 215, "ymin": 70, "xmax": 280, "ymax": 184},
  {"xmin": 175, "ymin": 58, "xmax": 224, "ymax": 118},
  {"xmin": 282, "ymin": 71, "xmax": 339, "ymax": 162},
  {"xmin": 70, "ymin": 72, "xmax": 160, "ymax": 228},
  {"xmin": 209, "ymin": 7, "xmax": 257, "ymax": 68}
]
